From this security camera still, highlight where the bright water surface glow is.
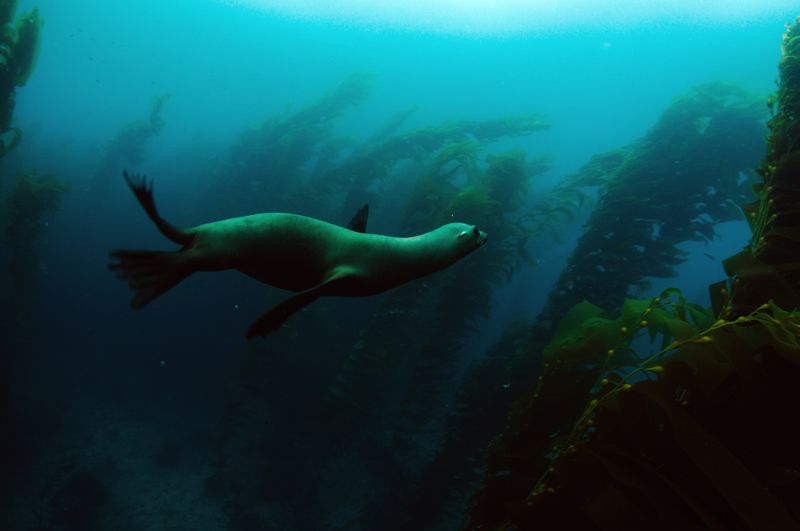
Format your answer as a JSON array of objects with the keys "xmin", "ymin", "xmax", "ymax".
[{"xmin": 224, "ymin": 0, "xmax": 799, "ymax": 35}]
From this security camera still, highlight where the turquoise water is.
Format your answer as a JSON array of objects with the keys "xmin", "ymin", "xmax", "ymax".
[{"xmin": 2, "ymin": 1, "xmax": 797, "ymax": 529}]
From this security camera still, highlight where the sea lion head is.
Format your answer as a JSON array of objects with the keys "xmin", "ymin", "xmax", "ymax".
[{"xmin": 448, "ymin": 222, "xmax": 488, "ymax": 256}]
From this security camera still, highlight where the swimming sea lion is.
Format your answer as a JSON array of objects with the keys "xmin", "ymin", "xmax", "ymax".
[{"xmin": 110, "ymin": 172, "xmax": 488, "ymax": 338}]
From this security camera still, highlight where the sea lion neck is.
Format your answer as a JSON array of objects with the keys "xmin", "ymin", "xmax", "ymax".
[{"xmin": 391, "ymin": 227, "xmax": 462, "ymax": 278}]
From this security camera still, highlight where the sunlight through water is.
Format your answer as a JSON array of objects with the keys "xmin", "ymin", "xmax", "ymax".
[{"xmin": 222, "ymin": 0, "xmax": 799, "ymax": 34}]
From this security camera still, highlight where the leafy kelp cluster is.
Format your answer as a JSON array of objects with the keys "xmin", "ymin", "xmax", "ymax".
[
  {"xmin": 467, "ymin": 19, "xmax": 800, "ymax": 530},
  {"xmin": 0, "ymin": 1, "xmax": 51, "ymax": 519},
  {"xmin": 542, "ymin": 81, "xmax": 765, "ymax": 324},
  {"xmin": 0, "ymin": 1, "xmax": 64, "ymax": 289},
  {"xmin": 202, "ymin": 74, "xmax": 584, "ymax": 529},
  {"xmin": 222, "ymin": 72, "xmax": 374, "ymax": 216},
  {"xmin": 0, "ymin": 0, "xmax": 40, "ymax": 157},
  {"xmin": 91, "ymin": 94, "xmax": 170, "ymax": 190},
  {"xmin": 2, "ymin": 6, "xmax": 797, "ymax": 530},
  {"xmin": 718, "ymin": 20, "xmax": 800, "ymax": 317},
  {"xmin": 1, "ymin": 171, "xmax": 69, "ymax": 283},
  {"xmin": 420, "ymin": 80, "xmax": 769, "ymax": 527}
]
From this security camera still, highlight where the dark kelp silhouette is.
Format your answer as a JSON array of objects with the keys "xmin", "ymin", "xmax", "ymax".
[
  {"xmin": 466, "ymin": 19, "xmax": 800, "ymax": 530},
  {"xmin": 417, "ymin": 81, "xmax": 769, "ymax": 530},
  {"xmin": 323, "ymin": 143, "xmax": 587, "ymax": 530},
  {"xmin": 220, "ymin": 72, "xmax": 374, "ymax": 216},
  {"xmin": 206, "ymin": 74, "xmax": 559, "ymax": 529},
  {"xmin": 91, "ymin": 94, "xmax": 170, "ymax": 190},
  {"xmin": 0, "ymin": 1, "xmax": 41, "ymax": 158}
]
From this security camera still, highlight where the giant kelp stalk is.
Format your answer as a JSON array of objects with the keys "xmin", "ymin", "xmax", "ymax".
[
  {"xmin": 91, "ymin": 94, "xmax": 170, "ymax": 188},
  {"xmin": 717, "ymin": 20, "xmax": 800, "ymax": 317},
  {"xmin": 327, "ymin": 144, "xmax": 551, "ymax": 423},
  {"xmin": 0, "ymin": 1, "xmax": 48, "ymax": 514},
  {"xmin": 0, "ymin": 170, "xmax": 69, "ymax": 328},
  {"xmin": 0, "ymin": 1, "xmax": 41, "ymax": 158},
  {"xmin": 423, "ymin": 82, "xmax": 769, "ymax": 529},
  {"xmin": 207, "ymin": 78, "xmax": 556, "ymax": 530},
  {"xmin": 0, "ymin": 170, "xmax": 69, "ymax": 508},
  {"xmin": 333, "ymin": 114, "xmax": 550, "ymax": 221},
  {"xmin": 325, "ymin": 143, "xmax": 580, "ymax": 530},
  {"xmin": 210, "ymin": 110, "xmax": 564, "ymax": 528},
  {"xmin": 541, "ymin": 82, "xmax": 764, "ymax": 323},
  {"xmin": 466, "ymin": 20, "xmax": 800, "ymax": 530},
  {"xmin": 219, "ymin": 72, "xmax": 373, "ymax": 216}
]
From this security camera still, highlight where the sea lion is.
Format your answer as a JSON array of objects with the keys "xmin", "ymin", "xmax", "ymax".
[{"xmin": 110, "ymin": 172, "xmax": 488, "ymax": 338}]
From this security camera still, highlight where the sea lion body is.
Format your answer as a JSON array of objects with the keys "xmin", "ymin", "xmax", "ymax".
[
  {"xmin": 110, "ymin": 173, "xmax": 487, "ymax": 337},
  {"xmin": 188, "ymin": 213, "xmax": 477, "ymax": 296}
]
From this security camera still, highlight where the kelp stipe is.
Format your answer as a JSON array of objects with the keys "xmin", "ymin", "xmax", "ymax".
[
  {"xmin": 466, "ymin": 19, "xmax": 800, "ymax": 531},
  {"xmin": 426, "ymin": 81, "xmax": 769, "ymax": 529},
  {"xmin": 0, "ymin": 3, "xmax": 41, "ymax": 157},
  {"xmin": 469, "ymin": 292, "xmax": 800, "ymax": 529},
  {"xmin": 716, "ymin": 19, "xmax": 800, "ymax": 318}
]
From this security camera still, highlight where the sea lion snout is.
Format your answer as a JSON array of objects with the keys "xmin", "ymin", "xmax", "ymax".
[
  {"xmin": 453, "ymin": 223, "xmax": 488, "ymax": 251},
  {"xmin": 476, "ymin": 227, "xmax": 488, "ymax": 247}
]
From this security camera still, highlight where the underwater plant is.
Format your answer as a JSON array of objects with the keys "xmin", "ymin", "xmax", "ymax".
[
  {"xmin": 1, "ymin": 170, "xmax": 69, "ymax": 281},
  {"xmin": 325, "ymin": 144, "xmax": 561, "ymax": 530},
  {"xmin": 333, "ymin": 113, "xmax": 548, "ymax": 222},
  {"xmin": 220, "ymin": 72, "xmax": 374, "ymax": 216},
  {"xmin": 328, "ymin": 145, "xmax": 547, "ymax": 418},
  {"xmin": 419, "ymin": 80, "xmax": 769, "ymax": 530},
  {"xmin": 716, "ymin": 19, "xmax": 800, "ymax": 318},
  {"xmin": 207, "ymin": 75, "xmax": 553, "ymax": 530},
  {"xmin": 469, "ymin": 293, "xmax": 800, "ymax": 529},
  {"xmin": 92, "ymin": 94, "xmax": 170, "ymax": 187},
  {"xmin": 0, "ymin": 2, "xmax": 42, "ymax": 158},
  {"xmin": 541, "ymin": 82, "xmax": 765, "ymax": 322},
  {"xmin": 466, "ymin": 19, "xmax": 800, "ymax": 530}
]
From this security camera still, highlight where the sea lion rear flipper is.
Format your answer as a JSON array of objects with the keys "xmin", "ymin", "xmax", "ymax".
[
  {"xmin": 109, "ymin": 249, "xmax": 189, "ymax": 308},
  {"xmin": 123, "ymin": 171, "xmax": 194, "ymax": 246},
  {"xmin": 347, "ymin": 204, "xmax": 369, "ymax": 233}
]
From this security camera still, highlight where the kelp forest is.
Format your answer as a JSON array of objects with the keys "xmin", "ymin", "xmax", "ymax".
[
  {"xmin": 467, "ymin": 19, "xmax": 800, "ymax": 530},
  {"xmin": 1, "ymin": 2, "xmax": 799, "ymax": 530}
]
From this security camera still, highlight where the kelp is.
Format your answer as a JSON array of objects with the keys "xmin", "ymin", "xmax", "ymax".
[
  {"xmin": 1, "ymin": 170, "xmax": 69, "ymax": 284},
  {"xmin": 222, "ymin": 72, "xmax": 374, "ymax": 215},
  {"xmin": 425, "ymin": 81, "xmax": 770, "ymax": 530},
  {"xmin": 209, "ymin": 76, "xmax": 553, "ymax": 530},
  {"xmin": 468, "ymin": 297, "xmax": 800, "ymax": 530},
  {"xmin": 92, "ymin": 94, "xmax": 170, "ymax": 187},
  {"xmin": 467, "ymin": 20, "xmax": 800, "ymax": 531},
  {"xmin": 325, "ymin": 145, "xmax": 561, "ymax": 530},
  {"xmin": 541, "ymin": 82, "xmax": 765, "ymax": 323},
  {"xmin": 328, "ymin": 145, "xmax": 543, "ymax": 421},
  {"xmin": 315, "ymin": 111, "xmax": 549, "ymax": 222},
  {"xmin": 719, "ymin": 19, "xmax": 800, "ymax": 317},
  {"xmin": 401, "ymin": 150, "xmax": 542, "ymax": 419},
  {"xmin": 0, "ymin": 3, "xmax": 41, "ymax": 157}
]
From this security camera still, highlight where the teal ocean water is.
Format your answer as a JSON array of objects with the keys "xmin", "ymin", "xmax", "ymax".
[{"xmin": 1, "ymin": 1, "xmax": 798, "ymax": 529}]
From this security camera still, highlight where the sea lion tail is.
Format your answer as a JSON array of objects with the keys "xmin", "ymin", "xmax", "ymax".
[
  {"xmin": 109, "ymin": 249, "xmax": 189, "ymax": 308},
  {"xmin": 123, "ymin": 171, "xmax": 193, "ymax": 246}
]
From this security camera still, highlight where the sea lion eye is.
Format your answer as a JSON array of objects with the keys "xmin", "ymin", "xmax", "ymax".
[
  {"xmin": 472, "ymin": 226, "xmax": 480, "ymax": 237},
  {"xmin": 458, "ymin": 230, "xmax": 468, "ymax": 239}
]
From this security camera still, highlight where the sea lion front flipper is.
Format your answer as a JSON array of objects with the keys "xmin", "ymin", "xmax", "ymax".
[
  {"xmin": 245, "ymin": 289, "xmax": 323, "ymax": 339},
  {"xmin": 245, "ymin": 270, "xmax": 351, "ymax": 339},
  {"xmin": 347, "ymin": 204, "xmax": 369, "ymax": 233}
]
